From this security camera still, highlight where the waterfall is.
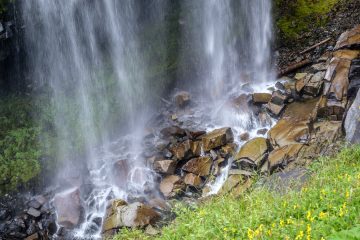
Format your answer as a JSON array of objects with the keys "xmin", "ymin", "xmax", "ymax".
[
  {"xmin": 20, "ymin": 0, "xmax": 273, "ymax": 238},
  {"xmin": 22, "ymin": 0, "xmax": 167, "ymax": 238},
  {"xmin": 179, "ymin": 0, "xmax": 274, "ymax": 194}
]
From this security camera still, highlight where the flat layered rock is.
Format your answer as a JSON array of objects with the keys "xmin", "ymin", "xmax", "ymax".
[
  {"xmin": 334, "ymin": 25, "xmax": 360, "ymax": 50},
  {"xmin": 252, "ymin": 93, "xmax": 271, "ymax": 104},
  {"xmin": 267, "ymin": 144, "xmax": 304, "ymax": 173},
  {"xmin": 234, "ymin": 137, "xmax": 269, "ymax": 167},
  {"xmin": 201, "ymin": 127, "xmax": 234, "ymax": 151},
  {"xmin": 219, "ymin": 175, "xmax": 244, "ymax": 195},
  {"xmin": 345, "ymin": 90, "xmax": 360, "ymax": 143},
  {"xmin": 182, "ymin": 156, "xmax": 212, "ymax": 176}
]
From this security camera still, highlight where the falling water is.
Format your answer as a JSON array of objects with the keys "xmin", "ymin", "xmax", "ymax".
[
  {"xmin": 22, "ymin": 0, "xmax": 167, "ymax": 238},
  {"xmin": 179, "ymin": 0, "xmax": 274, "ymax": 194}
]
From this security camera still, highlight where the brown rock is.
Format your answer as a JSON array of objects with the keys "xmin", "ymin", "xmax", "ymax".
[
  {"xmin": 239, "ymin": 132, "xmax": 250, "ymax": 141},
  {"xmin": 160, "ymin": 126, "xmax": 186, "ymax": 138},
  {"xmin": 102, "ymin": 201, "xmax": 159, "ymax": 232},
  {"xmin": 334, "ymin": 25, "xmax": 360, "ymax": 50},
  {"xmin": 324, "ymin": 57, "xmax": 351, "ymax": 100},
  {"xmin": 270, "ymin": 90, "xmax": 288, "ymax": 105},
  {"xmin": 228, "ymin": 169, "xmax": 253, "ymax": 177},
  {"xmin": 54, "ymin": 188, "xmax": 83, "ymax": 229},
  {"xmin": 303, "ymin": 71, "xmax": 324, "ymax": 97},
  {"xmin": 252, "ymin": 93, "xmax": 271, "ymax": 104},
  {"xmin": 295, "ymin": 73, "xmax": 313, "ymax": 93},
  {"xmin": 182, "ymin": 156, "xmax": 212, "ymax": 176},
  {"xmin": 219, "ymin": 175, "xmax": 244, "ymax": 195},
  {"xmin": 159, "ymin": 175, "xmax": 185, "ymax": 198},
  {"xmin": 231, "ymin": 179, "xmax": 253, "ymax": 198},
  {"xmin": 220, "ymin": 143, "xmax": 237, "ymax": 156},
  {"xmin": 267, "ymin": 144, "xmax": 304, "ymax": 173},
  {"xmin": 190, "ymin": 141, "xmax": 202, "ymax": 156},
  {"xmin": 153, "ymin": 160, "xmax": 177, "ymax": 174},
  {"xmin": 169, "ymin": 139, "xmax": 192, "ymax": 160},
  {"xmin": 234, "ymin": 137, "xmax": 269, "ymax": 167},
  {"xmin": 174, "ymin": 91, "xmax": 191, "ymax": 108},
  {"xmin": 267, "ymin": 102, "xmax": 285, "ymax": 116},
  {"xmin": 201, "ymin": 127, "xmax": 234, "ymax": 151},
  {"xmin": 184, "ymin": 173, "xmax": 203, "ymax": 187}
]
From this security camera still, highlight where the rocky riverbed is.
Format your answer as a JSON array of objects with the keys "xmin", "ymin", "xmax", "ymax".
[{"xmin": 1, "ymin": 24, "xmax": 360, "ymax": 240}]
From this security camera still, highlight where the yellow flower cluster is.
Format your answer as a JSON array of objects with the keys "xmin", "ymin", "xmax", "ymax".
[
  {"xmin": 339, "ymin": 202, "xmax": 347, "ymax": 217},
  {"xmin": 247, "ymin": 225, "xmax": 264, "ymax": 240}
]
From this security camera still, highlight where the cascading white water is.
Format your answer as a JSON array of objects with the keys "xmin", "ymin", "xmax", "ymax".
[
  {"xmin": 22, "ymin": 0, "xmax": 167, "ymax": 238},
  {"xmin": 179, "ymin": 0, "xmax": 274, "ymax": 194}
]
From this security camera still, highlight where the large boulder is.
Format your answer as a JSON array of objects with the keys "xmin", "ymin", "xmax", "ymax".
[
  {"xmin": 252, "ymin": 93, "xmax": 271, "ymax": 104},
  {"xmin": 102, "ymin": 201, "xmax": 159, "ymax": 232},
  {"xmin": 234, "ymin": 137, "xmax": 269, "ymax": 167},
  {"xmin": 182, "ymin": 156, "xmax": 212, "ymax": 176},
  {"xmin": 345, "ymin": 90, "xmax": 360, "ymax": 143},
  {"xmin": 201, "ymin": 127, "xmax": 234, "ymax": 151},
  {"xmin": 268, "ymin": 98, "xmax": 320, "ymax": 148},
  {"xmin": 183, "ymin": 173, "xmax": 203, "ymax": 187},
  {"xmin": 219, "ymin": 175, "xmax": 244, "ymax": 195},
  {"xmin": 159, "ymin": 175, "xmax": 185, "ymax": 198},
  {"xmin": 54, "ymin": 188, "xmax": 83, "ymax": 229}
]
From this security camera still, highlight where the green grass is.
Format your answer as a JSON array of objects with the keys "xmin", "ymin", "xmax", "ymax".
[
  {"xmin": 114, "ymin": 146, "xmax": 360, "ymax": 239},
  {"xmin": 275, "ymin": 0, "xmax": 341, "ymax": 39}
]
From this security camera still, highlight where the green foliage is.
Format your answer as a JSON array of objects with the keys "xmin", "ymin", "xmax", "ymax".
[
  {"xmin": 0, "ymin": 96, "xmax": 41, "ymax": 194},
  {"xmin": 114, "ymin": 146, "xmax": 360, "ymax": 239},
  {"xmin": 275, "ymin": 0, "xmax": 341, "ymax": 39}
]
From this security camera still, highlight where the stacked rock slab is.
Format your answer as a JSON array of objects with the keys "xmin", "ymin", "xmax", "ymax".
[{"xmin": 319, "ymin": 25, "xmax": 360, "ymax": 120}]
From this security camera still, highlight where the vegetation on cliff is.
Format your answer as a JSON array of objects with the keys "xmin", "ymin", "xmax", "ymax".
[
  {"xmin": 115, "ymin": 146, "xmax": 360, "ymax": 239},
  {"xmin": 275, "ymin": 0, "xmax": 341, "ymax": 40}
]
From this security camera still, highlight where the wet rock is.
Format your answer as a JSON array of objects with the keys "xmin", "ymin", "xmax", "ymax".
[
  {"xmin": 334, "ymin": 25, "xmax": 360, "ymax": 50},
  {"xmin": 239, "ymin": 132, "xmax": 250, "ymax": 141},
  {"xmin": 183, "ymin": 173, "xmax": 203, "ymax": 187},
  {"xmin": 159, "ymin": 175, "xmax": 185, "ymax": 198},
  {"xmin": 234, "ymin": 137, "xmax": 269, "ymax": 167},
  {"xmin": 257, "ymin": 128, "xmax": 268, "ymax": 135},
  {"xmin": 0, "ymin": 209, "xmax": 9, "ymax": 221},
  {"xmin": 102, "ymin": 201, "xmax": 159, "ymax": 232},
  {"xmin": 313, "ymin": 121, "xmax": 343, "ymax": 143},
  {"xmin": 295, "ymin": 73, "xmax": 313, "ymax": 93},
  {"xmin": 312, "ymin": 62, "xmax": 328, "ymax": 71},
  {"xmin": 153, "ymin": 160, "xmax": 177, "ymax": 174},
  {"xmin": 220, "ymin": 143, "xmax": 237, "ymax": 157},
  {"xmin": 345, "ymin": 91, "xmax": 360, "ymax": 143},
  {"xmin": 201, "ymin": 127, "xmax": 234, "ymax": 151},
  {"xmin": 160, "ymin": 126, "xmax": 186, "ymax": 138},
  {"xmin": 266, "ymin": 101, "xmax": 285, "ymax": 116},
  {"xmin": 267, "ymin": 144, "xmax": 304, "ymax": 173},
  {"xmin": 54, "ymin": 188, "xmax": 83, "ymax": 229},
  {"xmin": 182, "ymin": 156, "xmax": 212, "ymax": 176},
  {"xmin": 228, "ymin": 169, "xmax": 253, "ymax": 177},
  {"xmin": 169, "ymin": 139, "xmax": 193, "ymax": 161},
  {"xmin": 318, "ymin": 96, "xmax": 347, "ymax": 121},
  {"xmin": 252, "ymin": 93, "xmax": 271, "ymax": 104},
  {"xmin": 275, "ymin": 81, "xmax": 286, "ymax": 91},
  {"xmin": 190, "ymin": 141, "xmax": 202, "ymax": 157},
  {"xmin": 219, "ymin": 175, "xmax": 244, "ymax": 195},
  {"xmin": 113, "ymin": 159, "xmax": 130, "ymax": 187},
  {"xmin": 270, "ymin": 90, "xmax": 288, "ymax": 105},
  {"xmin": 258, "ymin": 111, "xmax": 273, "ymax": 126},
  {"xmin": 174, "ymin": 91, "xmax": 191, "ymax": 108},
  {"xmin": 27, "ymin": 208, "xmax": 41, "ymax": 218},
  {"xmin": 147, "ymin": 198, "xmax": 170, "ymax": 211}
]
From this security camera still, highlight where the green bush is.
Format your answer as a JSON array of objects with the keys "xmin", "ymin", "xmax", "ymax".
[
  {"xmin": 0, "ymin": 96, "xmax": 42, "ymax": 194},
  {"xmin": 275, "ymin": 0, "xmax": 340, "ymax": 40},
  {"xmin": 114, "ymin": 146, "xmax": 360, "ymax": 239}
]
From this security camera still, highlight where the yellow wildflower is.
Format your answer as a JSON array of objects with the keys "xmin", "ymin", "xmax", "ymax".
[
  {"xmin": 280, "ymin": 219, "xmax": 285, "ymax": 227},
  {"xmin": 307, "ymin": 224, "xmax": 312, "ymax": 240},
  {"xmin": 295, "ymin": 230, "xmax": 304, "ymax": 240},
  {"xmin": 345, "ymin": 190, "xmax": 350, "ymax": 199},
  {"xmin": 247, "ymin": 228, "xmax": 254, "ymax": 240},
  {"xmin": 306, "ymin": 210, "xmax": 314, "ymax": 222},
  {"xmin": 267, "ymin": 229, "xmax": 272, "ymax": 237},
  {"xmin": 319, "ymin": 211, "xmax": 327, "ymax": 220}
]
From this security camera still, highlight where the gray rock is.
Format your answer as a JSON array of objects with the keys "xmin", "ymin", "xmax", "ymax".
[
  {"xmin": 27, "ymin": 208, "xmax": 41, "ymax": 218},
  {"xmin": 345, "ymin": 90, "xmax": 360, "ymax": 143}
]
